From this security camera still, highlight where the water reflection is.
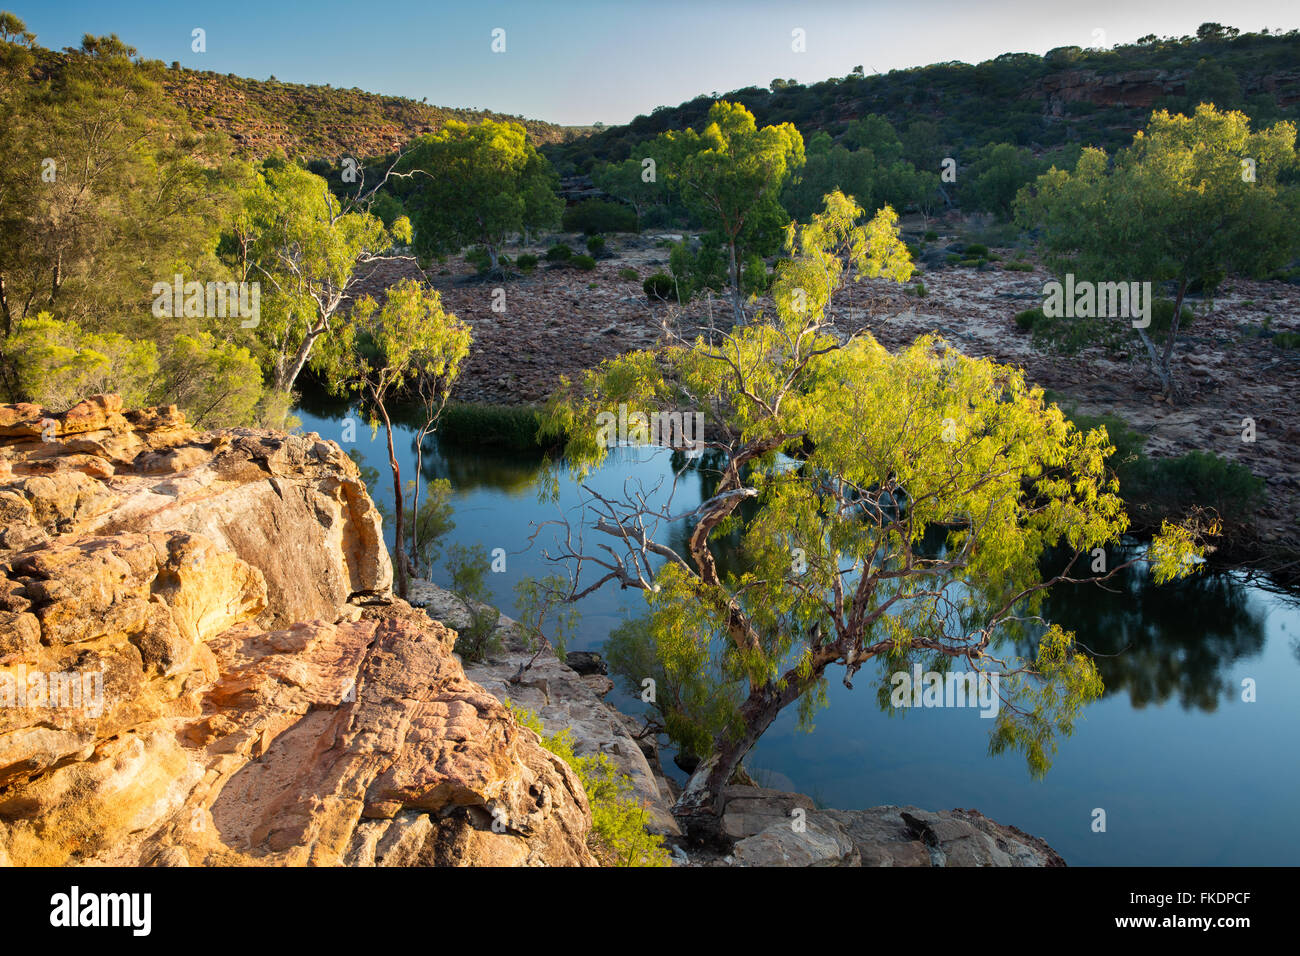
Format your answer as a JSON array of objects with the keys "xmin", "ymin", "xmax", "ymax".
[{"xmin": 1032, "ymin": 559, "xmax": 1268, "ymax": 711}]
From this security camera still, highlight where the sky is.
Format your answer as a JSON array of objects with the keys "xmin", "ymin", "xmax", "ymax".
[{"xmin": 10, "ymin": 1, "xmax": 1297, "ymax": 125}]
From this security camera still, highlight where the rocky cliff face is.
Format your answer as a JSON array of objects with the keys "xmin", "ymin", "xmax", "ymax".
[{"xmin": 0, "ymin": 395, "xmax": 595, "ymax": 866}]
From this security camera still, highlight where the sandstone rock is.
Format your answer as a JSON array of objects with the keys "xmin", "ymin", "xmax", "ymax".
[
  {"xmin": 0, "ymin": 398, "xmax": 596, "ymax": 867},
  {"xmin": 719, "ymin": 788, "xmax": 1065, "ymax": 867},
  {"xmin": 408, "ymin": 579, "xmax": 681, "ymax": 839}
]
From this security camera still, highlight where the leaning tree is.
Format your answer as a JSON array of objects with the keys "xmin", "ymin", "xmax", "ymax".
[{"xmin": 537, "ymin": 191, "xmax": 1203, "ymax": 843}]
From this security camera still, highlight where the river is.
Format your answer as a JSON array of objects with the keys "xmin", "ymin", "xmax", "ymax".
[{"xmin": 296, "ymin": 394, "xmax": 1300, "ymax": 866}]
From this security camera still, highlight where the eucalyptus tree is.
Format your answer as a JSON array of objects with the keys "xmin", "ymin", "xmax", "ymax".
[
  {"xmin": 538, "ymin": 191, "xmax": 1204, "ymax": 842},
  {"xmin": 230, "ymin": 161, "xmax": 412, "ymax": 395},
  {"xmin": 338, "ymin": 277, "xmax": 471, "ymax": 598},
  {"xmin": 1016, "ymin": 104, "xmax": 1299, "ymax": 396},
  {"xmin": 398, "ymin": 119, "xmax": 562, "ymax": 274},
  {"xmin": 656, "ymin": 101, "xmax": 805, "ymax": 326}
]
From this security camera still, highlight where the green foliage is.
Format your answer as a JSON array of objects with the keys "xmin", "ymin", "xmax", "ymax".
[
  {"xmin": 1016, "ymin": 104, "xmax": 1300, "ymax": 391},
  {"xmin": 964, "ymin": 243, "xmax": 989, "ymax": 257},
  {"xmin": 668, "ymin": 235, "xmax": 728, "ymax": 299},
  {"xmin": 642, "ymin": 272, "xmax": 675, "ymax": 301},
  {"xmin": 562, "ymin": 199, "xmax": 636, "ymax": 234},
  {"xmin": 232, "ymin": 161, "xmax": 402, "ymax": 392},
  {"xmin": 1015, "ymin": 307, "xmax": 1043, "ymax": 330},
  {"xmin": 617, "ymin": 267, "xmax": 639, "ymax": 281},
  {"xmin": 655, "ymin": 101, "xmax": 805, "ymax": 319},
  {"xmin": 1150, "ymin": 298, "xmax": 1196, "ymax": 332},
  {"xmin": 339, "ymin": 277, "xmax": 471, "ymax": 597},
  {"xmin": 1273, "ymin": 331, "xmax": 1300, "ymax": 348},
  {"xmin": 572, "ymin": 253, "xmax": 597, "ymax": 271},
  {"xmin": 585, "ymin": 235, "xmax": 606, "ymax": 256},
  {"xmin": 506, "ymin": 701, "xmax": 670, "ymax": 866},
  {"xmin": 156, "ymin": 332, "xmax": 264, "ymax": 427},
  {"xmin": 400, "ymin": 119, "xmax": 562, "ymax": 271},
  {"xmin": 545, "ymin": 243, "xmax": 572, "ymax": 262},
  {"xmin": 592, "ymin": 158, "xmax": 669, "ymax": 228},
  {"xmin": 10, "ymin": 314, "xmax": 159, "ymax": 410},
  {"xmin": 783, "ymin": 137, "xmax": 939, "ymax": 224},
  {"xmin": 740, "ymin": 252, "xmax": 770, "ymax": 296},
  {"xmin": 513, "ymin": 575, "xmax": 579, "ymax": 660},
  {"xmin": 411, "ymin": 477, "xmax": 455, "ymax": 574},
  {"xmin": 0, "ymin": 31, "xmax": 245, "ymax": 339},
  {"xmin": 1063, "ymin": 407, "xmax": 1263, "ymax": 530},
  {"xmin": 516, "ymin": 253, "xmax": 538, "ymax": 273},
  {"xmin": 547, "ymin": 28, "xmax": 1300, "ymax": 192},
  {"xmin": 963, "ymin": 143, "xmax": 1043, "ymax": 219},
  {"xmin": 923, "ymin": 230, "xmax": 939, "ymax": 241},
  {"xmin": 445, "ymin": 544, "xmax": 502, "ymax": 662},
  {"xmin": 605, "ymin": 614, "xmax": 741, "ymax": 763},
  {"xmin": 541, "ymin": 189, "xmax": 1206, "ymax": 799}
]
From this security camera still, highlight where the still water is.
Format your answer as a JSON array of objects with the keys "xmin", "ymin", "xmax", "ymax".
[{"xmin": 296, "ymin": 395, "xmax": 1300, "ymax": 866}]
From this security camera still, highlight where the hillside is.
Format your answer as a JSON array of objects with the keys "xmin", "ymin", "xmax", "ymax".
[
  {"xmin": 161, "ymin": 67, "xmax": 575, "ymax": 160},
  {"xmin": 26, "ymin": 46, "xmax": 573, "ymax": 161},
  {"xmin": 546, "ymin": 24, "xmax": 1300, "ymax": 172}
]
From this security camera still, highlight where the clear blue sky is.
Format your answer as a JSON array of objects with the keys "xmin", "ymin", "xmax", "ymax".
[{"xmin": 9, "ymin": 1, "xmax": 1296, "ymax": 125}]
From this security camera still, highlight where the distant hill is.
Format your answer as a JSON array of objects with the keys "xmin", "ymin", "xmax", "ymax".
[
  {"xmin": 161, "ymin": 67, "xmax": 575, "ymax": 160},
  {"xmin": 546, "ymin": 25, "xmax": 1300, "ymax": 172},
  {"xmin": 26, "ymin": 46, "xmax": 574, "ymax": 161}
]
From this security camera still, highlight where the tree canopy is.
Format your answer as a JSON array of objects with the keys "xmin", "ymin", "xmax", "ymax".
[
  {"xmin": 400, "ymin": 119, "xmax": 562, "ymax": 272},
  {"xmin": 655, "ymin": 101, "xmax": 805, "ymax": 324},
  {"xmin": 1016, "ymin": 104, "xmax": 1300, "ymax": 394},
  {"xmin": 539, "ymin": 190, "xmax": 1204, "ymax": 840}
]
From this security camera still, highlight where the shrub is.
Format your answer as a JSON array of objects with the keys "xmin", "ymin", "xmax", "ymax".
[
  {"xmin": 1136, "ymin": 451, "xmax": 1265, "ymax": 528},
  {"xmin": 643, "ymin": 273, "xmax": 675, "ymax": 301},
  {"xmin": 1150, "ymin": 298, "xmax": 1196, "ymax": 332},
  {"xmin": 507, "ymin": 701, "xmax": 670, "ymax": 867},
  {"xmin": 1015, "ymin": 307, "xmax": 1044, "ymax": 331},
  {"xmin": 1064, "ymin": 408, "xmax": 1264, "ymax": 530},
  {"xmin": 156, "ymin": 332, "xmax": 263, "ymax": 428},
  {"xmin": 1005, "ymin": 260, "xmax": 1034, "ymax": 271},
  {"xmin": 923, "ymin": 230, "xmax": 938, "ymax": 241},
  {"xmin": 516, "ymin": 253, "xmax": 538, "ymax": 273},
  {"xmin": 545, "ymin": 243, "xmax": 573, "ymax": 262},
  {"xmin": 438, "ymin": 402, "xmax": 543, "ymax": 450},
  {"xmin": 669, "ymin": 236, "xmax": 727, "ymax": 299},
  {"xmin": 586, "ymin": 235, "xmax": 606, "ymax": 256},
  {"xmin": 1273, "ymin": 331, "xmax": 1300, "ymax": 349},
  {"xmin": 909, "ymin": 282, "xmax": 928, "ymax": 297},
  {"xmin": 11, "ymin": 314, "xmax": 158, "ymax": 411},
  {"xmin": 965, "ymin": 243, "xmax": 989, "ymax": 257},
  {"xmin": 562, "ymin": 198, "xmax": 637, "ymax": 234},
  {"xmin": 618, "ymin": 267, "xmax": 639, "ymax": 281},
  {"xmin": 573, "ymin": 254, "xmax": 597, "ymax": 271}
]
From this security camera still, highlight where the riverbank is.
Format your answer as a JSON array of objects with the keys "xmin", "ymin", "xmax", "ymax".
[{"xmin": 407, "ymin": 579, "xmax": 1068, "ymax": 867}]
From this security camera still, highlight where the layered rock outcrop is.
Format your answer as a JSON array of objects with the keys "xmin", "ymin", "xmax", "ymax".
[{"xmin": 0, "ymin": 395, "xmax": 595, "ymax": 866}]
